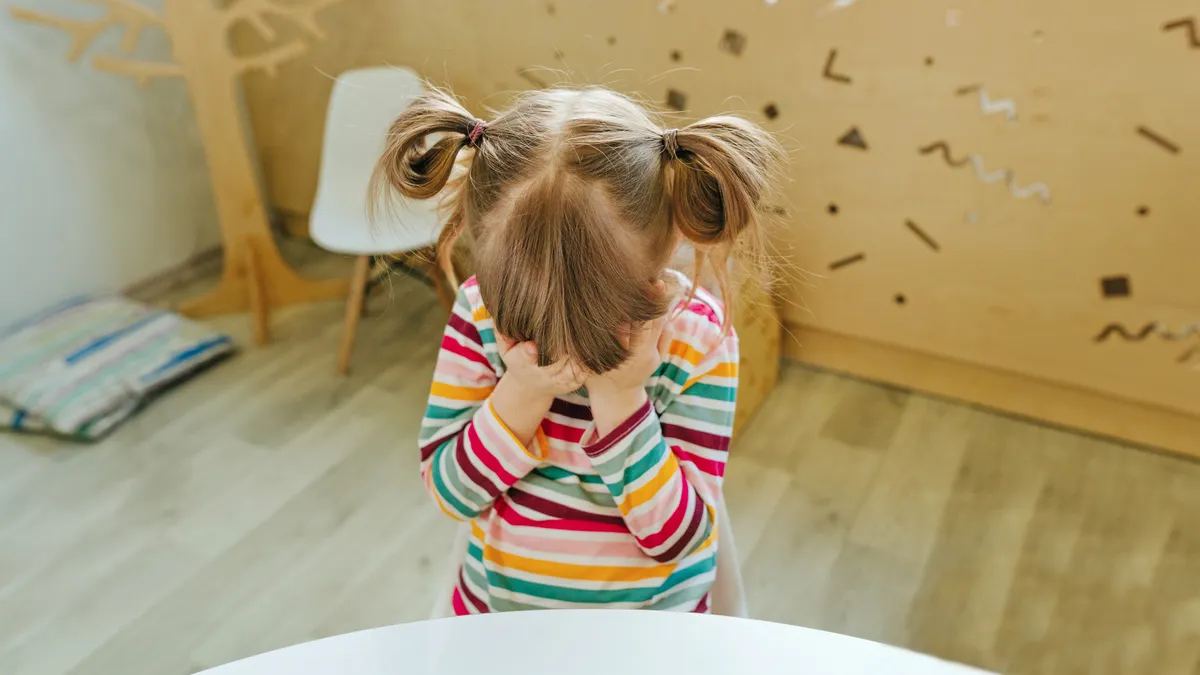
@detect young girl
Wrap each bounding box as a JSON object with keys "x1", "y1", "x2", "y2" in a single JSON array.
[{"x1": 372, "y1": 86, "x2": 779, "y2": 614}]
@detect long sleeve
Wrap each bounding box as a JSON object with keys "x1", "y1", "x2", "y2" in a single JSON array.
[
  {"x1": 582, "y1": 331, "x2": 738, "y2": 564},
  {"x1": 419, "y1": 288, "x2": 543, "y2": 521}
]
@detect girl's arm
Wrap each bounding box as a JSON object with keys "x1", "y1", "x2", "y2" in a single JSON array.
[
  {"x1": 584, "y1": 334, "x2": 737, "y2": 564},
  {"x1": 419, "y1": 290, "x2": 549, "y2": 521}
]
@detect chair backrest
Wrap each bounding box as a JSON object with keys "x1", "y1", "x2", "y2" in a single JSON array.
[{"x1": 311, "y1": 67, "x2": 441, "y2": 255}]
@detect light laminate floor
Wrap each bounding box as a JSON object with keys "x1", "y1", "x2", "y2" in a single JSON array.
[{"x1": 1, "y1": 249, "x2": 1198, "y2": 675}]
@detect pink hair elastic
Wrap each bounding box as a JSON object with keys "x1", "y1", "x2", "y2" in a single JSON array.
[{"x1": 467, "y1": 119, "x2": 487, "y2": 147}]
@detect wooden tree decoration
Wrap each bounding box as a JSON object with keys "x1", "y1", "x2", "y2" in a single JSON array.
[{"x1": 10, "y1": 0, "x2": 350, "y2": 345}]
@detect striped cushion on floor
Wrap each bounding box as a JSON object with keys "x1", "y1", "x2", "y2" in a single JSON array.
[{"x1": 0, "y1": 296, "x2": 235, "y2": 440}]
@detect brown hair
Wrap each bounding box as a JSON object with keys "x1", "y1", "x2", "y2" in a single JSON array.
[{"x1": 371, "y1": 85, "x2": 780, "y2": 374}]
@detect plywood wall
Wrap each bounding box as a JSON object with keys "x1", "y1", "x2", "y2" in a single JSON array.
[{"x1": 240, "y1": 0, "x2": 1200, "y2": 452}]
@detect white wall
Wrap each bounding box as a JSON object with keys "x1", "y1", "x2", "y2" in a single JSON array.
[{"x1": 0, "y1": 0, "x2": 219, "y2": 326}]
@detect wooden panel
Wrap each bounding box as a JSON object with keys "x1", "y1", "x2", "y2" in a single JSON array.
[
  {"x1": 784, "y1": 323, "x2": 1200, "y2": 459},
  {"x1": 239, "y1": 0, "x2": 1200, "y2": 446}
]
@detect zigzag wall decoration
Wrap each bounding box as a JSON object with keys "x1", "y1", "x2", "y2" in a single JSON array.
[
  {"x1": 956, "y1": 85, "x2": 1017, "y2": 121},
  {"x1": 919, "y1": 141, "x2": 1051, "y2": 204},
  {"x1": 1163, "y1": 17, "x2": 1200, "y2": 48}
]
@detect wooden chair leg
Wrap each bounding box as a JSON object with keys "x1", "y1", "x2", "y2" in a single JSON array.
[
  {"x1": 337, "y1": 255, "x2": 371, "y2": 374},
  {"x1": 243, "y1": 241, "x2": 270, "y2": 346}
]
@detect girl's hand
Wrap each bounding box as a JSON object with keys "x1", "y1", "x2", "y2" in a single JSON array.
[
  {"x1": 586, "y1": 310, "x2": 669, "y2": 437},
  {"x1": 586, "y1": 316, "x2": 668, "y2": 400},
  {"x1": 497, "y1": 336, "x2": 588, "y2": 399}
]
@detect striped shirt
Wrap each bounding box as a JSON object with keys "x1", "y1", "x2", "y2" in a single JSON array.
[{"x1": 420, "y1": 272, "x2": 738, "y2": 614}]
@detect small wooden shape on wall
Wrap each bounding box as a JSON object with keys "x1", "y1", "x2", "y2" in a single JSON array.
[
  {"x1": 1095, "y1": 321, "x2": 1199, "y2": 342},
  {"x1": 956, "y1": 84, "x2": 1017, "y2": 122},
  {"x1": 828, "y1": 253, "x2": 865, "y2": 270},
  {"x1": 838, "y1": 127, "x2": 868, "y2": 150},
  {"x1": 1177, "y1": 345, "x2": 1200, "y2": 366},
  {"x1": 1136, "y1": 126, "x2": 1181, "y2": 154},
  {"x1": 518, "y1": 67, "x2": 549, "y2": 89},
  {"x1": 904, "y1": 219, "x2": 940, "y2": 251},
  {"x1": 819, "y1": 0, "x2": 858, "y2": 16},
  {"x1": 1100, "y1": 275, "x2": 1131, "y2": 298},
  {"x1": 1163, "y1": 18, "x2": 1200, "y2": 48},
  {"x1": 1094, "y1": 321, "x2": 1200, "y2": 367},
  {"x1": 11, "y1": 0, "x2": 351, "y2": 347},
  {"x1": 918, "y1": 141, "x2": 1051, "y2": 204},
  {"x1": 822, "y1": 49, "x2": 852, "y2": 84},
  {"x1": 666, "y1": 89, "x2": 687, "y2": 111},
  {"x1": 719, "y1": 29, "x2": 747, "y2": 56}
]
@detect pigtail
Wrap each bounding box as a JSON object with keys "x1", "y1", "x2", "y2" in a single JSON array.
[
  {"x1": 369, "y1": 86, "x2": 486, "y2": 286},
  {"x1": 663, "y1": 116, "x2": 782, "y2": 323}
]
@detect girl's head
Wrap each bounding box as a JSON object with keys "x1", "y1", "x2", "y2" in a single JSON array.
[{"x1": 372, "y1": 86, "x2": 780, "y2": 374}]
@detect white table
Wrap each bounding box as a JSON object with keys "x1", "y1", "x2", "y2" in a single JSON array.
[{"x1": 202, "y1": 611, "x2": 995, "y2": 675}]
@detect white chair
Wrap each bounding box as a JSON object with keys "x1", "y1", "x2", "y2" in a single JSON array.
[
  {"x1": 429, "y1": 495, "x2": 748, "y2": 619},
  {"x1": 311, "y1": 66, "x2": 453, "y2": 374}
]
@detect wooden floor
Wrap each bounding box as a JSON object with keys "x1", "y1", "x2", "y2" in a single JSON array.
[{"x1": 2, "y1": 251, "x2": 1199, "y2": 675}]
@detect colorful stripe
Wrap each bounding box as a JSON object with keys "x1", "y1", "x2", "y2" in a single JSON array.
[{"x1": 419, "y1": 275, "x2": 738, "y2": 613}]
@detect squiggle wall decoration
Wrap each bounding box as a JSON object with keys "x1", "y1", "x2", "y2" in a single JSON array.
[
  {"x1": 1163, "y1": 17, "x2": 1200, "y2": 48},
  {"x1": 956, "y1": 85, "x2": 1017, "y2": 122},
  {"x1": 919, "y1": 141, "x2": 1051, "y2": 204},
  {"x1": 818, "y1": 0, "x2": 858, "y2": 16},
  {"x1": 1094, "y1": 322, "x2": 1200, "y2": 342},
  {"x1": 1094, "y1": 321, "x2": 1200, "y2": 367}
]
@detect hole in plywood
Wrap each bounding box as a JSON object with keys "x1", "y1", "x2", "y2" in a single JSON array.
[
  {"x1": 924, "y1": 56, "x2": 935, "y2": 66},
  {"x1": 719, "y1": 29, "x2": 748, "y2": 56},
  {"x1": 894, "y1": 293, "x2": 907, "y2": 305},
  {"x1": 670, "y1": 49, "x2": 682, "y2": 62},
  {"x1": 1100, "y1": 275, "x2": 1131, "y2": 298},
  {"x1": 1031, "y1": 29, "x2": 1045, "y2": 43},
  {"x1": 547, "y1": 3, "x2": 555, "y2": 15},
  {"x1": 763, "y1": 103, "x2": 780, "y2": 120},
  {"x1": 827, "y1": 203, "x2": 839, "y2": 215},
  {"x1": 1137, "y1": 205, "x2": 1150, "y2": 217},
  {"x1": 666, "y1": 89, "x2": 687, "y2": 111},
  {"x1": 607, "y1": 36, "x2": 617, "y2": 46},
  {"x1": 553, "y1": 48, "x2": 565, "y2": 61}
]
